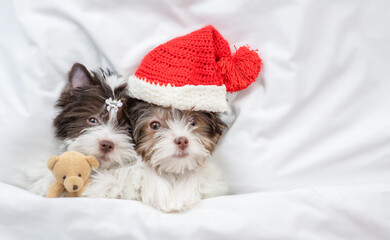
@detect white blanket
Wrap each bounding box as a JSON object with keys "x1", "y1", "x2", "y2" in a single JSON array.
[{"x1": 1, "y1": 0, "x2": 390, "y2": 239}]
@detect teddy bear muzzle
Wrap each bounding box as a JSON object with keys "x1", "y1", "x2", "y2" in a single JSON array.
[{"x1": 63, "y1": 176, "x2": 84, "y2": 193}]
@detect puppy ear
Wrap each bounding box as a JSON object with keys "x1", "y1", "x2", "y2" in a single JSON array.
[
  {"x1": 85, "y1": 156, "x2": 100, "y2": 169},
  {"x1": 211, "y1": 113, "x2": 227, "y2": 135},
  {"x1": 210, "y1": 113, "x2": 227, "y2": 143},
  {"x1": 216, "y1": 113, "x2": 227, "y2": 131},
  {"x1": 47, "y1": 156, "x2": 60, "y2": 170},
  {"x1": 68, "y1": 63, "x2": 94, "y2": 90}
]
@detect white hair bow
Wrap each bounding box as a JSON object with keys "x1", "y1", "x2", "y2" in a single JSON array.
[{"x1": 105, "y1": 98, "x2": 123, "y2": 113}]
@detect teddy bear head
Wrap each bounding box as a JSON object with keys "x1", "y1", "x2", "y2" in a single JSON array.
[{"x1": 48, "y1": 151, "x2": 99, "y2": 193}]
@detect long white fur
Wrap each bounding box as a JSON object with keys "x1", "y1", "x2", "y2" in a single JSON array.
[
  {"x1": 27, "y1": 75, "x2": 138, "y2": 197},
  {"x1": 66, "y1": 125, "x2": 137, "y2": 170},
  {"x1": 27, "y1": 122, "x2": 138, "y2": 196},
  {"x1": 82, "y1": 159, "x2": 143, "y2": 199},
  {"x1": 140, "y1": 159, "x2": 227, "y2": 212},
  {"x1": 88, "y1": 110, "x2": 228, "y2": 212},
  {"x1": 83, "y1": 156, "x2": 227, "y2": 213},
  {"x1": 105, "y1": 75, "x2": 127, "y2": 93},
  {"x1": 141, "y1": 112, "x2": 227, "y2": 212},
  {"x1": 80, "y1": 108, "x2": 227, "y2": 212}
]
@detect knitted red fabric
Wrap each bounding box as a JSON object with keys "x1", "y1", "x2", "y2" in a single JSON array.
[
  {"x1": 134, "y1": 25, "x2": 262, "y2": 93},
  {"x1": 217, "y1": 46, "x2": 262, "y2": 92},
  {"x1": 135, "y1": 26, "x2": 230, "y2": 88}
]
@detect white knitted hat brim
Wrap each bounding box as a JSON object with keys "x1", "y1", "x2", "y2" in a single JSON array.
[{"x1": 128, "y1": 75, "x2": 227, "y2": 112}]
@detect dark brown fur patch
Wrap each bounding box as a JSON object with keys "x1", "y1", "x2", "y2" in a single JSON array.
[{"x1": 54, "y1": 63, "x2": 134, "y2": 140}]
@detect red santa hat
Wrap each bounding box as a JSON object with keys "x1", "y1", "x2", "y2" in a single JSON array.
[{"x1": 128, "y1": 25, "x2": 262, "y2": 112}]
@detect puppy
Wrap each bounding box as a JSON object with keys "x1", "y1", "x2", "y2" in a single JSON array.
[
  {"x1": 130, "y1": 100, "x2": 228, "y2": 212},
  {"x1": 27, "y1": 63, "x2": 138, "y2": 196}
]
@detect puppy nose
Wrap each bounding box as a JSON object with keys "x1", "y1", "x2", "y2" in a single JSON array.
[
  {"x1": 73, "y1": 185, "x2": 78, "y2": 191},
  {"x1": 100, "y1": 140, "x2": 114, "y2": 152},
  {"x1": 175, "y1": 137, "x2": 188, "y2": 150}
]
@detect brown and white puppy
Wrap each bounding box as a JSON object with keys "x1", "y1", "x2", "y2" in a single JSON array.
[
  {"x1": 27, "y1": 63, "x2": 138, "y2": 196},
  {"x1": 130, "y1": 100, "x2": 228, "y2": 212}
]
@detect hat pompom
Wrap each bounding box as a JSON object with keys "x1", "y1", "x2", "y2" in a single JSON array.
[{"x1": 217, "y1": 46, "x2": 262, "y2": 92}]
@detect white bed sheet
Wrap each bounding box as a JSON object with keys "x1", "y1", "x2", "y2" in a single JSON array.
[
  {"x1": 1, "y1": 182, "x2": 389, "y2": 240},
  {"x1": 1, "y1": 0, "x2": 390, "y2": 239}
]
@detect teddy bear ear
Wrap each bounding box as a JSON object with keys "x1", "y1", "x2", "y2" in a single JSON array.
[
  {"x1": 47, "y1": 156, "x2": 60, "y2": 170},
  {"x1": 86, "y1": 156, "x2": 100, "y2": 169}
]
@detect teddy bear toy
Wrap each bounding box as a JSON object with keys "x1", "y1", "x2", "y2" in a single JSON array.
[{"x1": 47, "y1": 151, "x2": 99, "y2": 198}]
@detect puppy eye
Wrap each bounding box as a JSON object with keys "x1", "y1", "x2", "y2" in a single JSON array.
[
  {"x1": 189, "y1": 118, "x2": 196, "y2": 127},
  {"x1": 78, "y1": 174, "x2": 81, "y2": 177},
  {"x1": 63, "y1": 176, "x2": 66, "y2": 180},
  {"x1": 150, "y1": 121, "x2": 160, "y2": 130},
  {"x1": 125, "y1": 127, "x2": 132, "y2": 134},
  {"x1": 87, "y1": 117, "x2": 99, "y2": 125}
]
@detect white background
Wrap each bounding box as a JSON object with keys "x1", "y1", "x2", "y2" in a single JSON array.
[{"x1": 0, "y1": 0, "x2": 389, "y2": 239}]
